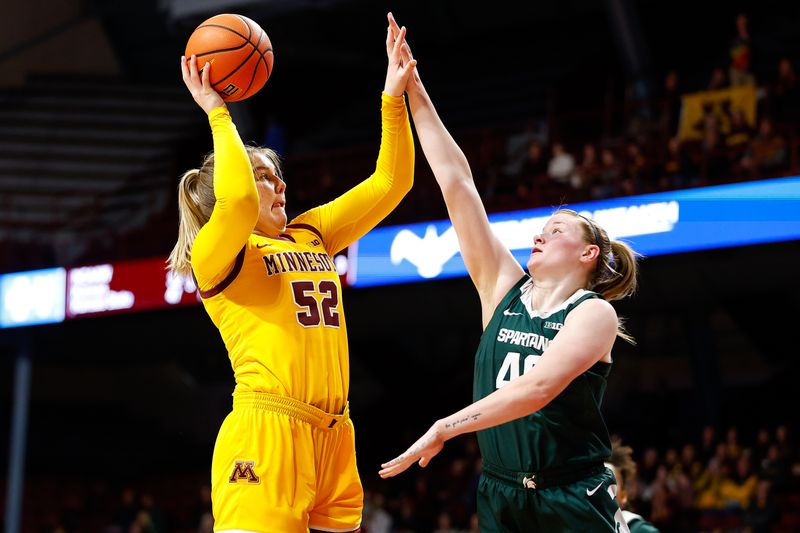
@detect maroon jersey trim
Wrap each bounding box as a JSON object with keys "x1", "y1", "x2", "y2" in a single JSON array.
[
  {"x1": 196, "y1": 246, "x2": 246, "y2": 299},
  {"x1": 286, "y1": 223, "x2": 324, "y2": 244}
]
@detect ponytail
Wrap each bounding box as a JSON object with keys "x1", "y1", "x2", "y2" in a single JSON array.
[
  {"x1": 593, "y1": 240, "x2": 639, "y2": 302},
  {"x1": 555, "y1": 209, "x2": 641, "y2": 344},
  {"x1": 167, "y1": 158, "x2": 216, "y2": 276}
]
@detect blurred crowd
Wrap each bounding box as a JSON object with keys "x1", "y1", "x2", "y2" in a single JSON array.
[
  {"x1": 284, "y1": 14, "x2": 799, "y2": 219},
  {"x1": 14, "y1": 423, "x2": 797, "y2": 533}
]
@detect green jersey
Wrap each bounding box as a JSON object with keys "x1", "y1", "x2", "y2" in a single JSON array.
[{"x1": 474, "y1": 275, "x2": 613, "y2": 473}]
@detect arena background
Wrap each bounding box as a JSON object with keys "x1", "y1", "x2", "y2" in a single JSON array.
[{"x1": 1, "y1": 1, "x2": 799, "y2": 532}]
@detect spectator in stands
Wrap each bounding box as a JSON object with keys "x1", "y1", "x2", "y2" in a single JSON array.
[
  {"x1": 571, "y1": 143, "x2": 600, "y2": 193},
  {"x1": 606, "y1": 437, "x2": 661, "y2": 532},
  {"x1": 546, "y1": 141, "x2": 576, "y2": 187},
  {"x1": 743, "y1": 480, "x2": 779, "y2": 533},
  {"x1": 695, "y1": 455, "x2": 729, "y2": 529},
  {"x1": 770, "y1": 58, "x2": 800, "y2": 128},
  {"x1": 759, "y1": 443, "x2": 790, "y2": 491},
  {"x1": 742, "y1": 117, "x2": 787, "y2": 177},
  {"x1": 503, "y1": 120, "x2": 548, "y2": 177},
  {"x1": 729, "y1": 13, "x2": 755, "y2": 87},
  {"x1": 591, "y1": 147, "x2": 621, "y2": 199},
  {"x1": 622, "y1": 141, "x2": 647, "y2": 195},
  {"x1": 775, "y1": 424, "x2": 793, "y2": 462},
  {"x1": 111, "y1": 487, "x2": 139, "y2": 532},
  {"x1": 433, "y1": 511, "x2": 463, "y2": 533},
  {"x1": 726, "y1": 426, "x2": 743, "y2": 461},
  {"x1": 662, "y1": 136, "x2": 702, "y2": 190},
  {"x1": 727, "y1": 108, "x2": 754, "y2": 149},
  {"x1": 381, "y1": 18, "x2": 639, "y2": 531},
  {"x1": 169, "y1": 21, "x2": 416, "y2": 532},
  {"x1": 720, "y1": 453, "x2": 758, "y2": 510},
  {"x1": 657, "y1": 70, "x2": 682, "y2": 141},
  {"x1": 700, "y1": 117, "x2": 730, "y2": 182},
  {"x1": 519, "y1": 141, "x2": 548, "y2": 179},
  {"x1": 518, "y1": 140, "x2": 549, "y2": 202},
  {"x1": 727, "y1": 108, "x2": 755, "y2": 178},
  {"x1": 681, "y1": 443, "x2": 704, "y2": 484},
  {"x1": 699, "y1": 425, "x2": 718, "y2": 465},
  {"x1": 139, "y1": 493, "x2": 165, "y2": 533},
  {"x1": 708, "y1": 67, "x2": 729, "y2": 91},
  {"x1": 648, "y1": 465, "x2": 677, "y2": 530},
  {"x1": 363, "y1": 490, "x2": 392, "y2": 533},
  {"x1": 753, "y1": 427, "x2": 772, "y2": 467}
]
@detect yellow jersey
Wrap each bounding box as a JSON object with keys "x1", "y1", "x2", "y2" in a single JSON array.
[{"x1": 191, "y1": 93, "x2": 413, "y2": 414}]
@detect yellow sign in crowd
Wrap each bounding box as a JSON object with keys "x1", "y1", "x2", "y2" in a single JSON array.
[{"x1": 678, "y1": 85, "x2": 757, "y2": 141}]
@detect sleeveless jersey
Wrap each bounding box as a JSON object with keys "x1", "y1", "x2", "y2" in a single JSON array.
[{"x1": 474, "y1": 275, "x2": 613, "y2": 472}]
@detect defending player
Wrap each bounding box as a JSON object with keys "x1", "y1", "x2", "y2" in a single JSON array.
[
  {"x1": 168, "y1": 22, "x2": 416, "y2": 533},
  {"x1": 379, "y1": 14, "x2": 638, "y2": 532}
]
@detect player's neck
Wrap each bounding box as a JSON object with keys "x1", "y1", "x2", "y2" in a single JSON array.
[{"x1": 529, "y1": 275, "x2": 585, "y2": 312}]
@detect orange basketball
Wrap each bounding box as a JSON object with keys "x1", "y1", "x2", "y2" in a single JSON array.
[{"x1": 185, "y1": 14, "x2": 273, "y2": 102}]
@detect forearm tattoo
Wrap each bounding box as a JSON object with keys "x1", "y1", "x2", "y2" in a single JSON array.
[{"x1": 444, "y1": 412, "x2": 481, "y2": 429}]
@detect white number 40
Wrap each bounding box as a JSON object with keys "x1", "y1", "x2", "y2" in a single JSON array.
[{"x1": 495, "y1": 352, "x2": 541, "y2": 389}]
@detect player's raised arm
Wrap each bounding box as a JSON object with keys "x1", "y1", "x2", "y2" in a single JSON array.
[
  {"x1": 301, "y1": 21, "x2": 417, "y2": 256},
  {"x1": 389, "y1": 14, "x2": 524, "y2": 326},
  {"x1": 169, "y1": 55, "x2": 259, "y2": 286}
]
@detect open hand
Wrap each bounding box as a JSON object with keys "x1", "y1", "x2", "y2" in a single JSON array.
[
  {"x1": 181, "y1": 54, "x2": 225, "y2": 115},
  {"x1": 383, "y1": 13, "x2": 417, "y2": 97},
  {"x1": 379, "y1": 422, "x2": 445, "y2": 478}
]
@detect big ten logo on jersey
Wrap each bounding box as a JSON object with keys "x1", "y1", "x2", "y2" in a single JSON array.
[
  {"x1": 495, "y1": 351, "x2": 540, "y2": 389},
  {"x1": 307, "y1": 238, "x2": 321, "y2": 247},
  {"x1": 229, "y1": 460, "x2": 260, "y2": 484},
  {"x1": 544, "y1": 321, "x2": 563, "y2": 330}
]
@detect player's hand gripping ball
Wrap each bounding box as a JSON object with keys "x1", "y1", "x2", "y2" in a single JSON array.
[{"x1": 185, "y1": 14, "x2": 273, "y2": 102}]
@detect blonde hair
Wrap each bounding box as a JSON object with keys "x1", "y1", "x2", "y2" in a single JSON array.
[
  {"x1": 554, "y1": 208, "x2": 640, "y2": 343},
  {"x1": 167, "y1": 146, "x2": 283, "y2": 276}
]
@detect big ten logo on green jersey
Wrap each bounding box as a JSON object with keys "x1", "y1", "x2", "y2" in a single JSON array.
[{"x1": 495, "y1": 351, "x2": 541, "y2": 389}]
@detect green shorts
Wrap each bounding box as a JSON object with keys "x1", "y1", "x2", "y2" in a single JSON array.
[{"x1": 477, "y1": 462, "x2": 628, "y2": 532}]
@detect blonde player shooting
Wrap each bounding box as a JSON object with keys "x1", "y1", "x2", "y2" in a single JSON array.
[{"x1": 168, "y1": 21, "x2": 416, "y2": 533}]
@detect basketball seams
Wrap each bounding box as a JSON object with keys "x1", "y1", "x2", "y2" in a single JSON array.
[
  {"x1": 235, "y1": 15, "x2": 273, "y2": 78},
  {"x1": 189, "y1": 15, "x2": 274, "y2": 102}
]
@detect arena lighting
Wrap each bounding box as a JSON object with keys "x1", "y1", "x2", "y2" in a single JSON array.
[
  {"x1": 346, "y1": 176, "x2": 800, "y2": 287},
  {"x1": 0, "y1": 176, "x2": 798, "y2": 328}
]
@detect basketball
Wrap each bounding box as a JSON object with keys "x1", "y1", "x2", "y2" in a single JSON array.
[{"x1": 185, "y1": 14, "x2": 273, "y2": 102}]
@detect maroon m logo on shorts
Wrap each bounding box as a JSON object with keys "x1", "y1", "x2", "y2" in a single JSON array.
[{"x1": 229, "y1": 460, "x2": 260, "y2": 484}]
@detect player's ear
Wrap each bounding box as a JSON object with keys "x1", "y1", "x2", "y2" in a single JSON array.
[{"x1": 581, "y1": 244, "x2": 600, "y2": 263}]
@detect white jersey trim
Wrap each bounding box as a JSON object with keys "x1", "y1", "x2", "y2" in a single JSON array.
[
  {"x1": 519, "y1": 280, "x2": 592, "y2": 319},
  {"x1": 621, "y1": 509, "x2": 644, "y2": 524}
]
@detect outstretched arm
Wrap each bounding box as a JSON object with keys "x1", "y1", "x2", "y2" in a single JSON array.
[
  {"x1": 379, "y1": 298, "x2": 618, "y2": 477},
  {"x1": 390, "y1": 14, "x2": 524, "y2": 326},
  {"x1": 300, "y1": 22, "x2": 417, "y2": 255},
  {"x1": 182, "y1": 55, "x2": 259, "y2": 287}
]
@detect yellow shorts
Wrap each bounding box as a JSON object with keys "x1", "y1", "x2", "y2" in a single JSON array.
[{"x1": 211, "y1": 392, "x2": 363, "y2": 533}]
